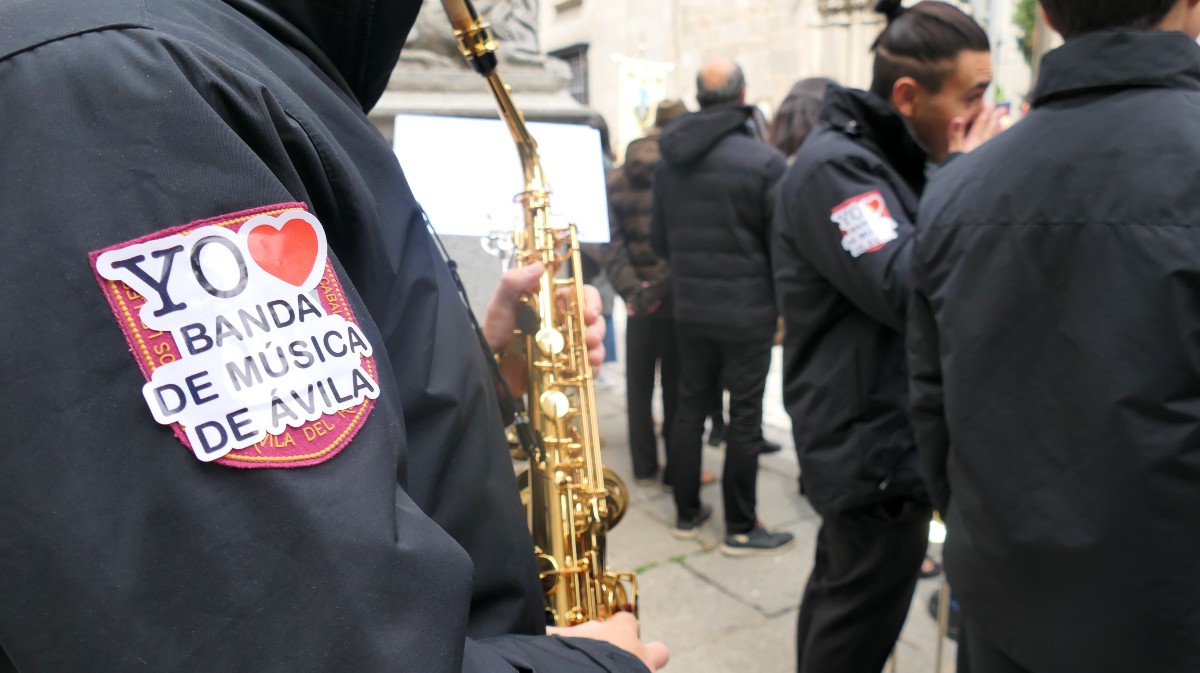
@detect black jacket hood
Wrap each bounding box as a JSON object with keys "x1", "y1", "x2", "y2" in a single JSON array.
[
  {"x1": 224, "y1": 0, "x2": 424, "y2": 112},
  {"x1": 1033, "y1": 29, "x2": 1200, "y2": 107},
  {"x1": 819, "y1": 86, "x2": 927, "y2": 195},
  {"x1": 660, "y1": 104, "x2": 756, "y2": 166}
]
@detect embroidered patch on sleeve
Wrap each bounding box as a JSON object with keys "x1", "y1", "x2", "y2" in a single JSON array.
[
  {"x1": 89, "y1": 203, "x2": 380, "y2": 468},
  {"x1": 830, "y1": 190, "x2": 899, "y2": 258}
]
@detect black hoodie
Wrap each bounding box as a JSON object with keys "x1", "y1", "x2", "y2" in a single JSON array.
[
  {"x1": 0, "y1": 1, "x2": 645, "y2": 672},
  {"x1": 650, "y1": 105, "x2": 785, "y2": 342}
]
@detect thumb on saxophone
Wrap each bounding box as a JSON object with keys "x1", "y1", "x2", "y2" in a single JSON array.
[{"x1": 484, "y1": 262, "x2": 544, "y2": 352}]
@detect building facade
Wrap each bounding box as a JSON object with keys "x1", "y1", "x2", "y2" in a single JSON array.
[{"x1": 540, "y1": 0, "x2": 1032, "y2": 158}]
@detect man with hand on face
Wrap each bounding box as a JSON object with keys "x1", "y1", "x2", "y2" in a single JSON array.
[
  {"x1": 910, "y1": 0, "x2": 1200, "y2": 671},
  {"x1": 771, "y1": 2, "x2": 1006, "y2": 672}
]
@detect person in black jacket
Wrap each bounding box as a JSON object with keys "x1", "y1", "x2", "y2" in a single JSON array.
[
  {"x1": 772, "y1": 2, "x2": 1005, "y2": 671},
  {"x1": 909, "y1": 1, "x2": 1200, "y2": 671},
  {"x1": 650, "y1": 57, "x2": 792, "y2": 555},
  {"x1": 0, "y1": 1, "x2": 666, "y2": 672}
]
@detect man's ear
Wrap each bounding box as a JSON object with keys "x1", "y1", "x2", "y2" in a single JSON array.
[
  {"x1": 1184, "y1": 0, "x2": 1200, "y2": 39},
  {"x1": 891, "y1": 77, "x2": 920, "y2": 119},
  {"x1": 738, "y1": 88, "x2": 747, "y2": 106}
]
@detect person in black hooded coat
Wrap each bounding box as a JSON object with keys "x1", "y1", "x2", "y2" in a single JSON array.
[
  {"x1": 0, "y1": 0, "x2": 664, "y2": 671},
  {"x1": 910, "y1": 0, "x2": 1200, "y2": 670},
  {"x1": 650, "y1": 57, "x2": 792, "y2": 554}
]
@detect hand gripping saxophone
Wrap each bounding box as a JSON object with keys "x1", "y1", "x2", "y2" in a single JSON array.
[{"x1": 440, "y1": 0, "x2": 638, "y2": 626}]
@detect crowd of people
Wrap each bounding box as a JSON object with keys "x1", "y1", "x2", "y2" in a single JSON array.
[
  {"x1": 2, "y1": 0, "x2": 1200, "y2": 672},
  {"x1": 606, "y1": 0, "x2": 1200, "y2": 671}
]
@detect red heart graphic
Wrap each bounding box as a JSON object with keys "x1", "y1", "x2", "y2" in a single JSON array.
[{"x1": 247, "y1": 218, "x2": 320, "y2": 286}]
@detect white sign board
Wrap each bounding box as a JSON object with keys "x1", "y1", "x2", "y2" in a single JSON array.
[{"x1": 393, "y1": 114, "x2": 611, "y2": 243}]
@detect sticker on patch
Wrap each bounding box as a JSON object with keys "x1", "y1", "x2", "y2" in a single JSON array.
[
  {"x1": 90, "y1": 203, "x2": 380, "y2": 467},
  {"x1": 831, "y1": 190, "x2": 899, "y2": 258}
]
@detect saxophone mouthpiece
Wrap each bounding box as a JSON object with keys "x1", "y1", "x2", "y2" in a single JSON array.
[{"x1": 441, "y1": 0, "x2": 499, "y2": 76}]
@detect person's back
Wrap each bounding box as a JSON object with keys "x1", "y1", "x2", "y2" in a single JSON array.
[
  {"x1": 649, "y1": 57, "x2": 791, "y2": 556},
  {"x1": 653, "y1": 103, "x2": 783, "y2": 343},
  {"x1": 910, "y1": 2, "x2": 1200, "y2": 670},
  {"x1": 607, "y1": 134, "x2": 668, "y2": 303}
]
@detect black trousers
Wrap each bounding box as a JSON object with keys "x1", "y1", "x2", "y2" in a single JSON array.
[
  {"x1": 669, "y1": 335, "x2": 772, "y2": 533},
  {"x1": 625, "y1": 315, "x2": 680, "y2": 481},
  {"x1": 796, "y1": 498, "x2": 932, "y2": 673}
]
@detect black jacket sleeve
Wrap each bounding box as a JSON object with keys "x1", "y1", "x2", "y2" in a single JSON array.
[
  {"x1": 777, "y1": 157, "x2": 915, "y2": 331},
  {"x1": 468, "y1": 636, "x2": 648, "y2": 673},
  {"x1": 0, "y1": 25, "x2": 644, "y2": 673},
  {"x1": 754, "y1": 153, "x2": 788, "y2": 283},
  {"x1": 649, "y1": 165, "x2": 670, "y2": 260},
  {"x1": 907, "y1": 243, "x2": 951, "y2": 513}
]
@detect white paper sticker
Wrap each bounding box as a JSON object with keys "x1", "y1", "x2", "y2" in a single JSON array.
[
  {"x1": 831, "y1": 190, "x2": 899, "y2": 258},
  {"x1": 95, "y1": 211, "x2": 380, "y2": 462}
]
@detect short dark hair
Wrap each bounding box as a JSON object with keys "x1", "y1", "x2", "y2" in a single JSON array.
[
  {"x1": 768, "y1": 77, "x2": 836, "y2": 158},
  {"x1": 869, "y1": 0, "x2": 990, "y2": 101},
  {"x1": 696, "y1": 64, "x2": 746, "y2": 108},
  {"x1": 1039, "y1": 0, "x2": 1177, "y2": 38}
]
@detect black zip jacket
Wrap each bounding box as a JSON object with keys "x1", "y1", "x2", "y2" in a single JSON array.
[
  {"x1": 0, "y1": 1, "x2": 645, "y2": 672},
  {"x1": 910, "y1": 30, "x2": 1200, "y2": 672},
  {"x1": 771, "y1": 87, "x2": 929, "y2": 515},
  {"x1": 650, "y1": 105, "x2": 785, "y2": 342}
]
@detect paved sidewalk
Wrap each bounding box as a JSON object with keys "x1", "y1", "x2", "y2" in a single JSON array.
[{"x1": 565, "y1": 311, "x2": 956, "y2": 673}]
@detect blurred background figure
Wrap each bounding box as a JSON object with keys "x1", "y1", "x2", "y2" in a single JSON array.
[
  {"x1": 768, "y1": 77, "x2": 837, "y2": 161},
  {"x1": 606, "y1": 99, "x2": 719, "y2": 487}
]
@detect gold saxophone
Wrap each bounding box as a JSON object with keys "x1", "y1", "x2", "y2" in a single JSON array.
[{"x1": 440, "y1": 0, "x2": 638, "y2": 626}]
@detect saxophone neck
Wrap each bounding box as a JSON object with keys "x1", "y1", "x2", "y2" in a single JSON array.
[
  {"x1": 484, "y1": 73, "x2": 548, "y2": 194},
  {"x1": 442, "y1": 0, "x2": 547, "y2": 196}
]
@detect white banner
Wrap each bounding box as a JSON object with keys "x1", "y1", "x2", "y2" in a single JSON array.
[{"x1": 393, "y1": 114, "x2": 611, "y2": 243}]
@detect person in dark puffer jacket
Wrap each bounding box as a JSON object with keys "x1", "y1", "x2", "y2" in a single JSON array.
[{"x1": 650, "y1": 57, "x2": 792, "y2": 556}]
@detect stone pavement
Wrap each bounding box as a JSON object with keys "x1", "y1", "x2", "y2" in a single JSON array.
[{"x1": 573, "y1": 313, "x2": 957, "y2": 673}]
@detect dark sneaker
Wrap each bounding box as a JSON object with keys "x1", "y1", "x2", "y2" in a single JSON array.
[
  {"x1": 672, "y1": 504, "x2": 713, "y2": 539},
  {"x1": 759, "y1": 440, "x2": 783, "y2": 455},
  {"x1": 720, "y1": 522, "x2": 795, "y2": 556}
]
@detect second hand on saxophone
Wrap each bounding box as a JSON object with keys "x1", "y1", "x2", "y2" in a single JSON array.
[{"x1": 440, "y1": 0, "x2": 638, "y2": 627}]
